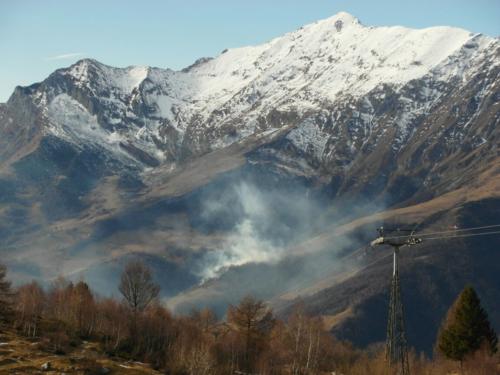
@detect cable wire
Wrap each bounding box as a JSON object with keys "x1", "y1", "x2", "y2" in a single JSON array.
[
  {"x1": 422, "y1": 230, "x2": 500, "y2": 241},
  {"x1": 384, "y1": 223, "x2": 500, "y2": 240}
]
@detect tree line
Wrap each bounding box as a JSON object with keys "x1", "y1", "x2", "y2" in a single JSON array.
[{"x1": 0, "y1": 261, "x2": 497, "y2": 374}]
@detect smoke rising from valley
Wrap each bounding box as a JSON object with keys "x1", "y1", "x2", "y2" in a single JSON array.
[
  {"x1": 163, "y1": 175, "x2": 386, "y2": 314},
  {"x1": 196, "y1": 183, "x2": 285, "y2": 281}
]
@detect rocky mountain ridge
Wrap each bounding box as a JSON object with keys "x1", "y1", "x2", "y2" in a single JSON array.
[{"x1": 2, "y1": 12, "x2": 497, "y2": 177}]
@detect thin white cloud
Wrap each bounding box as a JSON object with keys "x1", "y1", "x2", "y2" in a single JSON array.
[{"x1": 45, "y1": 52, "x2": 85, "y2": 61}]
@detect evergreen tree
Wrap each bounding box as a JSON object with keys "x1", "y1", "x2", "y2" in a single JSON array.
[
  {"x1": 437, "y1": 286, "x2": 498, "y2": 362},
  {"x1": 0, "y1": 263, "x2": 13, "y2": 325}
]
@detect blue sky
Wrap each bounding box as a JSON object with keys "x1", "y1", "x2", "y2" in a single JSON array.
[{"x1": 1, "y1": 0, "x2": 499, "y2": 102}]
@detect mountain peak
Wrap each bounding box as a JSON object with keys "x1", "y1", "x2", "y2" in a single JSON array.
[
  {"x1": 317, "y1": 11, "x2": 361, "y2": 30},
  {"x1": 63, "y1": 59, "x2": 149, "y2": 93},
  {"x1": 71, "y1": 58, "x2": 105, "y2": 70},
  {"x1": 331, "y1": 11, "x2": 360, "y2": 24},
  {"x1": 64, "y1": 58, "x2": 104, "y2": 82}
]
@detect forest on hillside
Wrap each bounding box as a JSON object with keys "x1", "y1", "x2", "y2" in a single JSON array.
[{"x1": 0, "y1": 261, "x2": 498, "y2": 375}]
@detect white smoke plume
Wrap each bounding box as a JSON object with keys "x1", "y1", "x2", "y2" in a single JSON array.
[{"x1": 197, "y1": 183, "x2": 286, "y2": 281}]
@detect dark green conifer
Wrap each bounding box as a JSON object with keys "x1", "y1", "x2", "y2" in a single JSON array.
[
  {"x1": 0, "y1": 263, "x2": 13, "y2": 325},
  {"x1": 437, "y1": 286, "x2": 498, "y2": 362}
]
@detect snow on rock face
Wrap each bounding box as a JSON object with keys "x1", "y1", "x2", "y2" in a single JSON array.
[
  {"x1": 65, "y1": 59, "x2": 149, "y2": 93},
  {"x1": 47, "y1": 93, "x2": 140, "y2": 163},
  {"x1": 23, "y1": 12, "x2": 499, "y2": 169},
  {"x1": 286, "y1": 118, "x2": 330, "y2": 160}
]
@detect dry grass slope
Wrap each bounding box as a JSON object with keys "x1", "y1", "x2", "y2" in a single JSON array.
[{"x1": 0, "y1": 330, "x2": 161, "y2": 375}]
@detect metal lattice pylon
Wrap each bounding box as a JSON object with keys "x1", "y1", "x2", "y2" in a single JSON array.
[{"x1": 385, "y1": 247, "x2": 410, "y2": 375}]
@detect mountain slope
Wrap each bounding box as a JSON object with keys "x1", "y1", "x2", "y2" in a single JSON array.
[{"x1": 0, "y1": 12, "x2": 499, "y2": 353}]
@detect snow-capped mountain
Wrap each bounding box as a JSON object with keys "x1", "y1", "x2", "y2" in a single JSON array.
[
  {"x1": 1, "y1": 12, "x2": 499, "y2": 353},
  {"x1": 2, "y1": 12, "x2": 497, "y2": 175}
]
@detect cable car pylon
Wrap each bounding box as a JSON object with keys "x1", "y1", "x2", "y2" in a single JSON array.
[{"x1": 370, "y1": 227, "x2": 422, "y2": 375}]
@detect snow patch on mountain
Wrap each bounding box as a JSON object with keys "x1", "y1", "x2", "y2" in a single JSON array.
[
  {"x1": 287, "y1": 118, "x2": 330, "y2": 159},
  {"x1": 65, "y1": 59, "x2": 149, "y2": 93},
  {"x1": 48, "y1": 94, "x2": 106, "y2": 143},
  {"x1": 47, "y1": 94, "x2": 148, "y2": 165}
]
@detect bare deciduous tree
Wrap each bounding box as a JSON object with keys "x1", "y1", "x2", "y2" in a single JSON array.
[
  {"x1": 227, "y1": 295, "x2": 275, "y2": 372},
  {"x1": 96, "y1": 298, "x2": 129, "y2": 352},
  {"x1": 15, "y1": 281, "x2": 45, "y2": 337},
  {"x1": 191, "y1": 307, "x2": 217, "y2": 333},
  {"x1": 70, "y1": 281, "x2": 96, "y2": 337},
  {"x1": 287, "y1": 305, "x2": 323, "y2": 374},
  {"x1": 119, "y1": 260, "x2": 160, "y2": 313}
]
